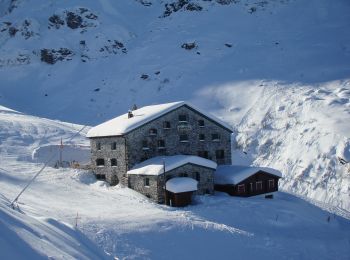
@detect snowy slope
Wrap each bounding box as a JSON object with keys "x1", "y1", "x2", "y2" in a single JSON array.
[
  {"x1": 0, "y1": 194, "x2": 109, "y2": 259},
  {"x1": 0, "y1": 106, "x2": 349, "y2": 259},
  {"x1": 0, "y1": 0, "x2": 349, "y2": 211}
]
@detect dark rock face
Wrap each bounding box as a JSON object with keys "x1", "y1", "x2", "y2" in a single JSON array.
[
  {"x1": 100, "y1": 40, "x2": 127, "y2": 54},
  {"x1": 8, "y1": 26, "x2": 18, "y2": 36},
  {"x1": 162, "y1": 0, "x2": 202, "y2": 17},
  {"x1": 216, "y1": 0, "x2": 238, "y2": 5},
  {"x1": 66, "y1": 12, "x2": 83, "y2": 29},
  {"x1": 136, "y1": 0, "x2": 152, "y2": 6},
  {"x1": 140, "y1": 74, "x2": 149, "y2": 80},
  {"x1": 181, "y1": 42, "x2": 197, "y2": 50},
  {"x1": 48, "y1": 15, "x2": 65, "y2": 29},
  {"x1": 48, "y1": 8, "x2": 98, "y2": 30},
  {"x1": 40, "y1": 48, "x2": 74, "y2": 64},
  {"x1": 1, "y1": 19, "x2": 37, "y2": 39}
]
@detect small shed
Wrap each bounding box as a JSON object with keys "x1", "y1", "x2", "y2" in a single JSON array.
[
  {"x1": 165, "y1": 177, "x2": 198, "y2": 207},
  {"x1": 214, "y1": 165, "x2": 282, "y2": 197}
]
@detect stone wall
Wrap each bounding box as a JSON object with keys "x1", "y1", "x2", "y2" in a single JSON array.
[
  {"x1": 128, "y1": 163, "x2": 215, "y2": 203},
  {"x1": 89, "y1": 104, "x2": 232, "y2": 187},
  {"x1": 125, "y1": 105, "x2": 232, "y2": 168},
  {"x1": 89, "y1": 136, "x2": 128, "y2": 185}
]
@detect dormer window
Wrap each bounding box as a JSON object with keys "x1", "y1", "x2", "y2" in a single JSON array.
[
  {"x1": 163, "y1": 121, "x2": 171, "y2": 129},
  {"x1": 111, "y1": 142, "x2": 117, "y2": 150},
  {"x1": 198, "y1": 119, "x2": 205, "y2": 127},
  {"x1": 211, "y1": 133, "x2": 220, "y2": 141},
  {"x1": 178, "y1": 114, "x2": 188, "y2": 122},
  {"x1": 149, "y1": 128, "x2": 157, "y2": 136}
]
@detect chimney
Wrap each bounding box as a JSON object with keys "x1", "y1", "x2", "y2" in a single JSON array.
[
  {"x1": 132, "y1": 104, "x2": 138, "y2": 111},
  {"x1": 128, "y1": 110, "x2": 133, "y2": 119}
]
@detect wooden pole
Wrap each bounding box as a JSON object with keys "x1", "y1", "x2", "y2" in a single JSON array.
[
  {"x1": 59, "y1": 138, "x2": 63, "y2": 168},
  {"x1": 163, "y1": 159, "x2": 167, "y2": 205}
]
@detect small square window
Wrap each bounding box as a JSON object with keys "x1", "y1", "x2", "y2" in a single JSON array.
[
  {"x1": 198, "y1": 119, "x2": 205, "y2": 127},
  {"x1": 211, "y1": 133, "x2": 220, "y2": 141},
  {"x1": 158, "y1": 140, "x2": 165, "y2": 149},
  {"x1": 179, "y1": 134, "x2": 189, "y2": 142},
  {"x1": 111, "y1": 142, "x2": 117, "y2": 150},
  {"x1": 237, "y1": 184, "x2": 245, "y2": 194},
  {"x1": 96, "y1": 158, "x2": 105, "y2": 166},
  {"x1": 163, "y1": 121, "x2": 171, "y2": 129},
  {"x1": 199, "y1": 134, "x2": 205, "y2": 141},
  {"x1": 198, "y1": 151, "x2": 209, "y2": 159},
  {"x1": 215, "y1": 150, "x2": 225, "y2": 159},
  {"x1": 142, "y1": 140, "x2": 149, "y2": 150},
  {"x1": 110, "y1": 158, "x2": 117, "y2": 166},
  {"x1": 144, "y1": 178, "x2": 150, "y2": 187},
  {"x1": 178, "y1": 114, "x2": 188, "y2": 122},
  {"x1": 149, "y1": 128, "x2": 157, "y2": 136},
  {"x1": 256, "y1": 181, "x2": 263, "y2": 191}
]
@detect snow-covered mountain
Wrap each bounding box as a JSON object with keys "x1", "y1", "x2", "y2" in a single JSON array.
[
  {"x1": 0, "y1": 105, "x2": 349, "y2": 259},
  {"x1": 0, "y1": 0, "x2": 349, "y2": 212}
]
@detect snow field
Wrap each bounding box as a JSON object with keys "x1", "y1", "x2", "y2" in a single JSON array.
[{"x1": 0, "y1": 106, "x2": 349, "y2": 259}]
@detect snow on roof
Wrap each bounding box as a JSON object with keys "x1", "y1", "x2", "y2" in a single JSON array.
[
  {"x1": 166, "y1": 177, "x2": 198, "y2": 193},
  {"x1": 86, "y1": 101, "x2": 232, "y2": 137},
  {"x1": 127, "y1": 155, "x2": 217, "y2": 176},
  {"x1": 214, "y1": 165, "x2": 282, "y2": 185}
]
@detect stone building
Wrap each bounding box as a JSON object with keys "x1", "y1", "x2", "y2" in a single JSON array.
[{"x1": 87, "y1": 101, "x2": 233, "y2": 205}]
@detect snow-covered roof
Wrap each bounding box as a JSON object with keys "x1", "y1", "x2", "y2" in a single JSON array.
[
  {"x1": 166, "y1": 177, "x2": 198, "y2": 193},
  {"x1": 214, "y1": 165, "x2": 282, "y2": 185},
  {"x1": 127, "y1": 155, "x2": 217, "y2": 176},
  {"x1": 86, "y1": 101, "x2": 232, "y2": 138}
]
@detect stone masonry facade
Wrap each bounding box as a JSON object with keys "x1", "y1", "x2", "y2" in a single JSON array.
[
  {"x1": 89, "y1": 104, "x2": 232, "y2": 200},
  {"x1": 128, "y1": 163, "x2": 215, "y2": 203},
  {"x1": 125, "y1": 105, "x2": 232, "y2": 168}
]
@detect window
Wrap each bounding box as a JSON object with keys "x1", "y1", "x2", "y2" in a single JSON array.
[
  {"x1": 256, "y1": 181, "x2": 263, "y2": 191},
  {"x1": 178, "y1": 114, "x2": 188, "y2": 122},
  {"x1": 157, "y1": 140, "x2": 165, "y2": 149},
  {"x1": 97, "y1": 142, "x2": 101, "y2": 150},
  {"x1": 149, "y1": 128, "x2": 157, "y2": 136},
  {"x1": 268, "y1": 179, "x2": 275, "y2": 189},
  {"x1": 199, "y1": 134, "x2": 205, "y2": 141},
  {"x1": 198, "y1": 119, "x2": 205, "y2": 127},
  {"x1": 250, "y1": 182, "x2": 254, "y2": 192},
  {"x1": 96, "y1": 174, "x2": 106, "y2": 180},
  {"x1": 163, "y1": 121, "x2": 171, "y2": 129},
  {"x1": 111, "y1": 142, "x2": 117, "y2": 150},
  {"x1": 237, "y1": 184, "x2": 245, "y2": 194},
  {"x1": 198, "y1": 150, "x2": 209, "y2": 159},
  {"x1": 142, "y1": 140, "x2": 149, "y2": 150},
  {"x1": 195, "y1": 172, "x2": 200, "y2": 181},
  {"x1": 211, "y1": 133, "x2": 220, "y2": 141},
  {"x1": 96, "y1": 158, "x2": 105, "y2": 166},
  {"x1": 110, "y1": 158, "x2": 117, "y2": 167},
  {"x1": 179, "y1": 134, "x2": 189, "y2": 142},
  {"x1": 144, "y1": 177, "x2": 150, "y2": 187},
  {"x1": 215, "y1": 150, "x2": 225, "y2": 159}
]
